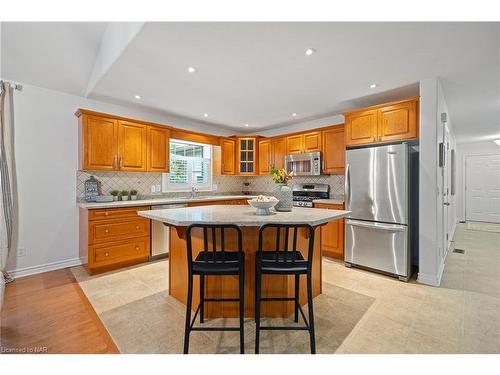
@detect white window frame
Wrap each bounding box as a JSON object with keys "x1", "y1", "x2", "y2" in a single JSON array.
[{"x1": 162, "y1": 139, "x2": 213, "y2": 192}]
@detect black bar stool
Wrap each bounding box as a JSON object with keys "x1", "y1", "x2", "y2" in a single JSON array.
[
  {"x1": 183, "y1": 223, "x2": 245, "y2": 354},
  {"x1": 254, "y1": 223, "x2": 316, "y2": 354}
]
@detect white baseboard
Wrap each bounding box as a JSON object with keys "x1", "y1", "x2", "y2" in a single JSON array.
[
  {"x1": 7, "y1": 258, "x2": 83, "y2": 278},
  {"x1": 417, "y1": 258, "x2": 445, "y2": 286}
]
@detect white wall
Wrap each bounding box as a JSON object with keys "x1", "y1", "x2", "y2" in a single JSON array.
[
  {"x1": 418, "y1": 78, "x2": 458, "y2": 286},
  {"x1": 257, "y1": 114, "x2": 344, "y2": 137},
  {"x1": 456, "y1": 141, "x2": 500, "y2": 222},
  {"x1": 6, "y1": 83, "x2": 233, "y2": 276}
]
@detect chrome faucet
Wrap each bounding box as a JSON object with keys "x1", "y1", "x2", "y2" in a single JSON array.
[{"x1": 190, "y1": 186, "x2": 199, "y2": 198}]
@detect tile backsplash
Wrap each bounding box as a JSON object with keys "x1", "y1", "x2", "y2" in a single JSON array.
[{"x1": 77, "y1": 171, "x2": 344, "y2": 201}]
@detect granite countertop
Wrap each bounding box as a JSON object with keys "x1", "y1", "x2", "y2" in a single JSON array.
[
  {"x1": 78, "y1": 195, "x2": 256, "y2": 209},
  {"x1": 312, "y1": 198, "x2": 344, "y2": 205},
  {"x1": 138, "y1": 205, "x2": 351, "y2": 227}
]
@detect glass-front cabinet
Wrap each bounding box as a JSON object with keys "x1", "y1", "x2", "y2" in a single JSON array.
[{"x1": 237, "y1": 137, "x2": 257, "y2": 175}]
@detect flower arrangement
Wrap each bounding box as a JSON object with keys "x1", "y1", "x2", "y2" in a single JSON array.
[{"x1": 270, "y1": 166, "x2": 293, "y2": 184}]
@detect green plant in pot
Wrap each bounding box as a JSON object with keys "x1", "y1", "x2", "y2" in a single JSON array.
[
  {"x1": 110, "y1": 190, "x2": 119, "y2": 201},
  {"x1": 130, "y1": 189, "x2": 138, "y2": 200},
  {"x1": 270, "y1": 166, "x2": 294, "y2": 212},
  {"x1": 120, "y1": 190, "x2": 130, "y2": 201}
]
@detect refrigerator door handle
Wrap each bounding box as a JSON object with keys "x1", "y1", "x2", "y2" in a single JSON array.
[
  {"x1": 346, "y1": 219, "x2": 406, "y2": 232},
  {"x1": 345, "y1": 163, "x2": 351, "y2": 210}
]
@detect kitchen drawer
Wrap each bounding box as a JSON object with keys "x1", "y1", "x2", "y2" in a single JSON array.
[
  {"x1": 89, "y1": 218, "x2": 150, "y2": 244},
  {"x1": 88, "y1": 206, "x2": 150, "y2": 221},
  {"x1": 91, "y1": 237, "x2": 150, "y2": 268}
]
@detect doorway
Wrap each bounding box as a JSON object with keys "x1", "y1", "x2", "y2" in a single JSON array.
[{"x1": 465, "y1": 154, "x2": 500, "y2": 223}]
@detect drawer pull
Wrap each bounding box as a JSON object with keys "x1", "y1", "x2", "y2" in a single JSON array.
[
  {"x1": 105, "y1": 252, "x2": 109, "y2": 257},
  {"x1": 104, "y1": 229, "x2": 109, "y2": 233},
  {"x1": 105, "y1": 212, "x2": 109, "y2": 216},
  {"x1": 135, "y1": 246, "x2": 140, "y2": 251},
  {"x1": 135, "y1": 225, "x2": 140, "y2": 230}
]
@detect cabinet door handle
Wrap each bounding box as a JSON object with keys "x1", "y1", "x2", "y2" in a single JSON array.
[
  {"x1": 104, "y1": 229, "x2": 109, "y2": 233},
  {"x1": 135, "y1": 225, "x2": 140, "y2": 230},
  {"x1": 119, "y1": 156, "x2": 123, "y2": 169},
  {"x1": 135, "y1": 246, "x2": 140, "y2": 251},
  {"x1": 105, "y1": 252, "x2": 109, "y2": 257}
]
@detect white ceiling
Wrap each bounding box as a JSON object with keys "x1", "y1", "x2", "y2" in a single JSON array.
[
  {"x1": 2, "y1": 22, "x2": 499, "y2": 142},
  {"x1": 2, "y1": 22, "x2": 106, "y2": 96}
]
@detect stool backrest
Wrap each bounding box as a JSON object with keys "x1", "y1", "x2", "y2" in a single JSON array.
[
  {"x1": 185, "y1": 223, "x2": 243, "y2": 265},
  {"x1": 257, "y1": 223, "x2": 315, "y2": 266}
]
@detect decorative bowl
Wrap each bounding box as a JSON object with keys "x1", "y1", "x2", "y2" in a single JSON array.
[{"x1": 247, "y1": 197, "x2": 279, "y2": 216}]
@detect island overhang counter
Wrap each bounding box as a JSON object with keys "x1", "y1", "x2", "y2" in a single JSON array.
[{"x1": 138, "y1": 205, "x2": 350, "y2": 318}]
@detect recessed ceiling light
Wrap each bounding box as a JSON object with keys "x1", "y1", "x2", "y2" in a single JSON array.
[
  {"x1": 203, "y1": 113, "x2": 209, "y2": 118},
  {"x1": 494, "y1": 139, "x2": 500, "y2": 146},
  {"x1": 305, "y1": 48, "x2": 316, "y2": 56},
  {"x1": 245, "y1": 124, "x2": 249, "y2": 127},
  {"x1": 369, "y1": 83, "x2": 378, "y2": 89},
  {"x1": 292, "y1": 113, "x2": 297, "y2": 117},
  {"x1": 134, "y1": 95, "x2": 142, "y2": 99},
  {"x1": 187, "y1": 66, "x2": 197, "y2": 73}
]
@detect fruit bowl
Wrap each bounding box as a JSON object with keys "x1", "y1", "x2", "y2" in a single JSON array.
[{"x1": 248, "y1": 196, "x2": 279, "y2": 216}]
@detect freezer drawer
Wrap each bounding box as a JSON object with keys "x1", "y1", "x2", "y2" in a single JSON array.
[{"x1": 345, "y1": 219, "x2": 409, "y2": 278}]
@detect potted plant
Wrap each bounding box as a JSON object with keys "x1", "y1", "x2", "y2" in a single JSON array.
[
  {"x1": 130, "y1": 189, "x2": 138, "y2": 200},
  {"x1": 110, "y1": 190, "x2": 119, "y2": 201},
  {"x1": 120, "y1": 190, "x2": 130, "y2": 201},
  {"x1": 270, "y1": 167, "x2": 294, "y2": 212}
]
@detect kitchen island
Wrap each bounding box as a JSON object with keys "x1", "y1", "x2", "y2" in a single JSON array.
[{"x1": 139, "y1": 205, "x2": 350, "y2": 318}]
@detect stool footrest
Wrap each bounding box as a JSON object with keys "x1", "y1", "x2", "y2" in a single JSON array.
[
  {"x1": 260, "y1": 297, "x2": 295, "y2": 302},
  {"x1": 191, "y1": 327, "x2": 241, "y2": 332},
  {"x1": 259, "y1": 326, "x2": 309, "y2": 331},
  {"x1": 203, "y1": 298, "x2": 240, "y2": 302}
]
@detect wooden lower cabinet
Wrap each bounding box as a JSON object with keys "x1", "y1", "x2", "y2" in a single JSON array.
[
  {"x1": 315, "y1": 203, "x2": 345, "y2": 260},
  {"x1": 80, "y1": 206, "x2": 151, "y2": 274}
]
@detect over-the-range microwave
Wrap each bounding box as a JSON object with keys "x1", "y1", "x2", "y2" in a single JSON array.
[{"x1": 285, "y1": 151, "x2": 321, "y2": 176}]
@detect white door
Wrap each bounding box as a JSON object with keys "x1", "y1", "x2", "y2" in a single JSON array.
[{"x1": 466, "y1": 154, "x2": 500, "y2": 223}]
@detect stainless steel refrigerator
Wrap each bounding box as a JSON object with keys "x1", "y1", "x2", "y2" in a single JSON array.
[{"x1": 344, "y1": 143, "x2": 418, "y2": 281}]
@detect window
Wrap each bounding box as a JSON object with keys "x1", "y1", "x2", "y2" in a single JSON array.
[{"x1": 162, "y1": 139, "x2": 212, "y2": 191}]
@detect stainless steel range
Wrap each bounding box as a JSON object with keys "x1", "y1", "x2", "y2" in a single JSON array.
[{"x1": 292, "y1": 183, "x2": 330, "y2": 207}]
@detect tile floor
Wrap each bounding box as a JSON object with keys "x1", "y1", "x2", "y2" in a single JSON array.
[{"x1": 72, "y1": 222, "x2": 500, "y2": 354}]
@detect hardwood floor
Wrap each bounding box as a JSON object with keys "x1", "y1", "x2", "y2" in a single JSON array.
[{"x1": 0, "y1": 268, "x2": 118, "y2": 354}]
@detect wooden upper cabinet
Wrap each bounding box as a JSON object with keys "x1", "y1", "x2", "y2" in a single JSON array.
[
  {"x1": 272, "y1": 137, "x2": 286, "y2": 170},
  {"x1": 345, "y1": 109, "x2": 378, "y2": 147},
  {"x1": 303, "y1": 131, "x2": 321, "y2": 153},
  {"x1": 286, "y1": 132, "x2": 321, "y2": 154},
  {"x1": 82, "y1": 115, "x2": 118, "y2": 171},
  {"x1": 286, "y1": 134, "x2": 303, "y2": 154},
  {"x1": 117, "y1": 120, "x2": 148, "y2": 172},
  {"x1": 322, "y1": 125, "x2": 345, "y2": 174},
  {"x1": 258, "y1": 139, "x2": 272, "y2": 175},
  {"x1": 77, "y1": 110, "x2": 171, "y2": 173},
  {"x1": 147, "y1": 126, "x2": 170, "y2": 173},
  {"x1": 221, "y1": 138, "x2": 236, "y2": 175},
  {"x1": 344, "y1": 98, "x2": 419, "y2": 147},
  {"x1": 237, "y1": 137, "x2": 257, "y2": 175},
  {"x1": 378, "y1": 100, "x2": 418, "y2": 143}
]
